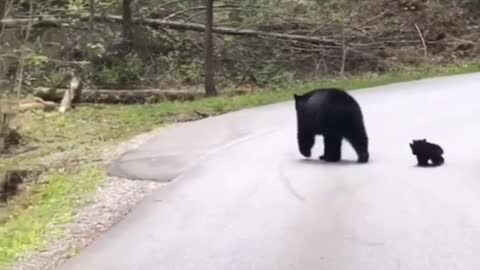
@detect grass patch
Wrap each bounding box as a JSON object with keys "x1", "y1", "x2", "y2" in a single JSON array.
[
  {"x1": 1, "y1": 62, "x2": 479, "y2": 265},
  {"x1": 0, "y1": 166, "x2": 103, "y2": 265}
]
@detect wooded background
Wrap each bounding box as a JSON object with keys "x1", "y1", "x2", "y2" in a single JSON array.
[{"x1": 0, "y1": 0, "x2": 479, "y2": 97}]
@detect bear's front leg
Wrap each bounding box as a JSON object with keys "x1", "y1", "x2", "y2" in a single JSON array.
[{"x1": 416, "y1": 155, "x2": 429, "y2": 166}]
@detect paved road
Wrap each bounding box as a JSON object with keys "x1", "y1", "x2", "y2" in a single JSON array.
[{"x1": 60, "y1": 73, "x2": 480, "y2": 270}]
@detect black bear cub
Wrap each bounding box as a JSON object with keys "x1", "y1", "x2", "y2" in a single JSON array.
[
  {"x1": 409, "y1": 139, "x2": 444, "y2": 167},
  {"x1": 294, "y1": 88, "x2": 369, "y2": 163}
]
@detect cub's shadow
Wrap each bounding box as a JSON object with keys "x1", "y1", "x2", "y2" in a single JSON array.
[
  {"x1": 412, "y1": 163, "x2": 445, "y2": 168},
  {"x1": 296, "y1": 158, "x2": 363, "y2": 166}
]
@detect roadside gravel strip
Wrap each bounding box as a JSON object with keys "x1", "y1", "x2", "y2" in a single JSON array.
[{"x1": 10, "y1": 127, "x2": 168, "y2": 270}]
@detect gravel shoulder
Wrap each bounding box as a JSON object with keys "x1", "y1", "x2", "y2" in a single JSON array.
[{"x1": 10, "y1": 127, "x2": 168, "y2": 270}]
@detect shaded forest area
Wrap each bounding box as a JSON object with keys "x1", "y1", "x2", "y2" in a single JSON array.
[{"x1": 0, "y1": 0, "x2": 478, "y2": 96}]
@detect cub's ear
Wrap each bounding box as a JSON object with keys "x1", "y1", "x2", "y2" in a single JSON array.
[
  {"x1": 293, "y1": 94, "x2": 299, "y2": 100},
  {"x1": 409, "y1": 143, "x2": 413, "y2": 148}
]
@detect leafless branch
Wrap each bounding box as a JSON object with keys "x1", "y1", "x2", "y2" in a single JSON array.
[
  {"x1": 414, "y1": 23, "x2": 427, "y2": 57},
  {"x1": 0, "y1": 14, "x2": 341, "y2": 46},
  {"x1": 13, "y1": 0, "x2": 34, "y2": 96}
]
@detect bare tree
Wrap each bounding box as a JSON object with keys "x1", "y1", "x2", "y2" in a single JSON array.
[
  {"x1": 13, "y1": 0, "x2": 34, "y2": 96},
  {"x1": 0, "y1": 0, "x2": 6, "y2": 21},
  {"x1": 0, "y1": 0, "x2": 10, "y2": 35},
  {"x1": 203, "y1": 0, "x2": 217, "y2": 96},
  {"x1": 89, "y1": 0, "x2": 95, "y2": 32},
  {"x1": 122, "y1": 0, "x2": 133, "y2": 46}
]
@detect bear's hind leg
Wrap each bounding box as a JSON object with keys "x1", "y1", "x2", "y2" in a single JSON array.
[
  {"x1": 345, "y1": 133, "x2": 369, "y2": 163},
  {"x1": 431, "y1": 155, "x2": 444, "y2": 166},
  {"x1": 320, "y1": 135, "x2": 342, "y2": 162}
]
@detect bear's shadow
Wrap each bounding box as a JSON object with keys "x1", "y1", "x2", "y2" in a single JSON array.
[{"x1": 297, "y1": 158, "x2": 362, "y2": 166}]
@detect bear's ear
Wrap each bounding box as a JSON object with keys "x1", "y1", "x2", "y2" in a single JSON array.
[
  {"x1": 293, "y1": 94, "x2": 299, "y2": 100},
  {"x1": 409, "y1": 143, "x2": 414, "y2": 149}
]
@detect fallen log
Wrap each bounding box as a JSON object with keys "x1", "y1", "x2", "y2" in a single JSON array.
[
  {"x1": 58, "y1": 72, "x2": 83, "y2": 113},
  {"x1": 33, "y1": 87, "x2": 203, "y2": 104},
  {"x1": 0, "y1": 14, "x2": 339, "y2": 47},
  {"x1": 18, "y1": 97, "x2": 57, "y2": 112}
]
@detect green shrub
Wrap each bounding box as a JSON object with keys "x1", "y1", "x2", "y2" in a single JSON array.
[{"x1": 95, "y1": 53, "x2": 143, "y2": 88}]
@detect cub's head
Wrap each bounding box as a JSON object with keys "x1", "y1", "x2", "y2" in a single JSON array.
[{"x1": 409, "y1": 139, "x2": 427, "y2": 154}]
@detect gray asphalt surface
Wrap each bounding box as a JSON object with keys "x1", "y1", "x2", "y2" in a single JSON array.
[{"x1": 60, "y1": 73, "x2": 480, "y2": 270}]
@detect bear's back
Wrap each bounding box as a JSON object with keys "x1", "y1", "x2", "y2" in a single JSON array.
[{"x1": 303, "y1": 88, "x2": 361, "y2": 115}]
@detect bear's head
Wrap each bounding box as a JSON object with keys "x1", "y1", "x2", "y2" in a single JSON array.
[
  {"x1": 293, "y1": 94, "x2": 302, "y2": 110},
  {"x1": 297, "y1": 133, "x2": 314, "y2": 157},
  {"x1": 293, "y1": 93, "x2": 311, "y2": 118}
]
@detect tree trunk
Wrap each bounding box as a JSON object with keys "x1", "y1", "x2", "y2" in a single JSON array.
[
  {"x1": 203, "y1": 0, "x2": 217, "y2": 97},
  {"x1": 89, "y1": 0, "x2": 95, "y2": 32},
  {"x1": 13, "y1": 0, "x2": 34, "y2": 96},
  {"x1": 0, "y1": 0, "x2": 7, "y2": 21},
  {"x1": 122, "y1": 0, "x2": 133, "y2": 47},
  {"x1": 0, "y1": 99, "x2": 17, "y2": 152}
]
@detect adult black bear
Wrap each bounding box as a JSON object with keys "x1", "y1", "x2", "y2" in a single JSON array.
[
  {"x1": 293, "y1": 88, "x2": 369, "y2": 163},
  {"x1": 409, "y1": 139, "x2": 444, "y2": 167}
]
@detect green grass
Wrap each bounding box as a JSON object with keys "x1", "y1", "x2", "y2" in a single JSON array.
[
  {"x1": 1, "y1": 61, "x2": 480, "y2": 265},
  {"x1": 0, "y1": 166, "x2": 103, "y2": 265}
]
